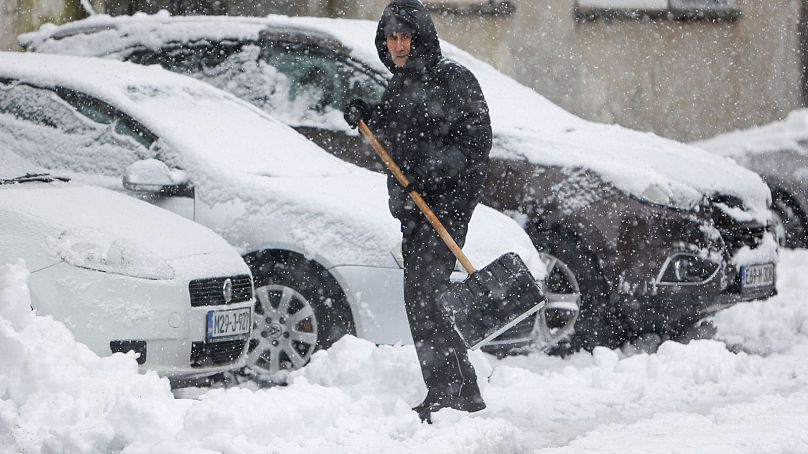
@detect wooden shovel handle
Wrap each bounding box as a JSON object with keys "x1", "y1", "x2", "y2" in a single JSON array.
[{"x1": 358, "y1": 120, "x2": 477, "y2": 274}]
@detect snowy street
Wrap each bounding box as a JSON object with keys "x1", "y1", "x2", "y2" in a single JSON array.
[{"x1": 2, "y1": 250, "x2": 807, "y2": 453}]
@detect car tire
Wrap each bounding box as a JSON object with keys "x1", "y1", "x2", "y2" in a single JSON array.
[
  {"x1": 771, "y1": 191, "x2": 807, "y2": 249},
  {"x1": 244, "y1": 251, "x2": 354, "y2": 380},
  {"x1": 533, "y1": 229, "x2": 626, "y2": 352}
]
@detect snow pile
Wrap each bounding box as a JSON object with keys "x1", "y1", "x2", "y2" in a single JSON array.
[
  {"x1": 0, "y1": 262, "x2": 521, "y2": 453},
  {"x1": 714, "y1": 249, "x2": 808, "y2": 355},
  {"x1": 0, "y1": 261, "x2": 185, "y2": 453},
  {"x1": 4, "y1": 253, "x2": 808, "y2": 452}
]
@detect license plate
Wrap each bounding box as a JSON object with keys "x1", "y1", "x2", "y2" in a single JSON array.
[
  {"x1": 741, "y1": 263, "x2": 775, "y2": 289},
  {"x1": 206, "y1": 307, "x2": 251, "y2": 342}
]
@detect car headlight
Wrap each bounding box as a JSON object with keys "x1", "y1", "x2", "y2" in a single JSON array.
[
  {"x1": 637, "y1": 183, "x2": 696, "y2": 210},
  {"x1": 640, "y1": 183, "x2": 673, "y2": 206},
  {"x1": 55, "y1": 228, "x2": 175, "y2": 280},
  {"x1": 658, "y1": 253, "x2": 719, "y2": 284}
]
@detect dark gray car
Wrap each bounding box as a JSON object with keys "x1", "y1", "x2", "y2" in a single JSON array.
[
  {"x1": 21, "y1": 14, "x2": 779, "y2": 351},
  {"x1": 695, "y1": 110, "x2": 808, "y2": 250}
]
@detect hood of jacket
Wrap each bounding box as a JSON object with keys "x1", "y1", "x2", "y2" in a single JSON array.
[{"x1": 375, "y1": 0, "x2": 442, "y2": 74}]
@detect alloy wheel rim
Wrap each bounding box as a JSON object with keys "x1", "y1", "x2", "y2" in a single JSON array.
[
  {"x1": 537, "y1": 252, "x2": 582, "y2": 345},
  {"x1": 247, "y1": 284, "x2": 318, "y2": 377}
]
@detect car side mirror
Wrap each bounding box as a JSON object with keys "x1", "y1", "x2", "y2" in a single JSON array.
[{"x1": 123, "y1": 159, "x2": 192, "y2": 197}]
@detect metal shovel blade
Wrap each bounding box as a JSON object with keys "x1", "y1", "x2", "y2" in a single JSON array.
[{"x1": 439, "y1": 252, "x2": 548, "y2": 350}]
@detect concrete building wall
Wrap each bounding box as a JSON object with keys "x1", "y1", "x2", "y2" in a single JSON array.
[
  {"x1": 336, "y1": 0, "x2": 804, "y2": 142},
  {"x1": 3, "y1": 0, "x2": 802, "y2": 142},
  {"x1": 1, "y1": 0, "x2": 101, "y2": 52},
  {"x1": 1, "y1": 0, "x2": 22, "y2": 51}
]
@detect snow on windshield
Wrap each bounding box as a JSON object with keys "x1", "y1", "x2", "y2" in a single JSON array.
[
  {"x1": 0, "y1": 52, "x2": 354, "y2": 180},
  {"x1": 120, "y1": 80, "x2": 352, "y2": 179},
  {"x1": 0, "y1": 83, "x2": 155, "y2": 177},
  {"x1": 3, "y1": 252, "x2": 808, "y2": 452}
]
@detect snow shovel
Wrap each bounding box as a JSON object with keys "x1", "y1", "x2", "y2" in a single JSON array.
[{"x1": 358, "y1": 120, "x2": 547, "y2": 350}]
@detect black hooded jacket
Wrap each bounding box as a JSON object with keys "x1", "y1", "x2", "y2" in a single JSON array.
[{"x1": 369, "y1": 0, "x2": 493, "y2": 221}]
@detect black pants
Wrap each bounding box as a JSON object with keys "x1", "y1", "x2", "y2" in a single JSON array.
[{"x1": 401, "y1": 210, "x2": 479, "y2": 399}]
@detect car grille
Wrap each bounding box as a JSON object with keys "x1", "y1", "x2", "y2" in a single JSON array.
[
  {"x1": 189, "y1": 275, "x2": 253, "y2": 307},
  {"x1": 190, "y1": 339, "x2": 247, "y2": 368},
  {"x1": 707, "y1": 194, "x2": 767, "y2": 252},
  {"x1": 720, "y1": 225, "x2": 766, "y2": 252}
]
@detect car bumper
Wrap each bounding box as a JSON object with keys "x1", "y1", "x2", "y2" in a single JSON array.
[
  {"x1": 615, "y1": 277, "x2": 777, "y2": 334},
  {"x1": 28, "y1": 262, "x2": 252, "y2": 380}
]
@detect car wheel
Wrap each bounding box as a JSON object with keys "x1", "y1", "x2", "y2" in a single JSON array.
[
  {"x1": 535, "y1": 252, "x2": 581, "y2": 347},
  {"x1": 245, "y1": 253, "x2": 354, "y2": 380},
  {"x1": 534, "y1": 229, "x2": 626, "y2": 352},
  {"x1": 771, "y1": 191, "x2": 807, "y2": 248}
]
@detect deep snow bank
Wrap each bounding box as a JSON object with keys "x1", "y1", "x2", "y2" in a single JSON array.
[
  {"x1": 2, "y1": 252, "x2": 808, "y2": 453},
  {"x1": 0, "y1": 262, "x2": 517, "y2": 453},
  {"x1": 713, "y1": 249, "x2": 808, "y2": 355}
]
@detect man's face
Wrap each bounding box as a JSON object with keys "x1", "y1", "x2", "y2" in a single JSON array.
[{"x1": 386, "y1": 32, "x2": 412, "y2": 68}]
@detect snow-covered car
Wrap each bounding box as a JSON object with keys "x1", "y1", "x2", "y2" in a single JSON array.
[
  {"x1": 19, "y1": 13, "x2": 780, "y2": 350},
  {"x1": 0, "y1": 148, "x2": 254, "y2": 383},
  {"x1": 693, "y1": 110, "x2": 808, "y2": 249},
  {"x1": 0, "y1": 51, "x2": 553, "y2": 378}
]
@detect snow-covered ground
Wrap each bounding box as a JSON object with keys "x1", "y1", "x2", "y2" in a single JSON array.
[{"x1": 2, "y1": 251, "x2": 808, "y2": 453}]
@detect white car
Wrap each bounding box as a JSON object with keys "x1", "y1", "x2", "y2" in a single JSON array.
[
  {"x1": 0, "y1": 51, "x2": 551, "y2": 378},
  {"x1": 0, "y1": 149, "x2": 254, "y2": 383}
]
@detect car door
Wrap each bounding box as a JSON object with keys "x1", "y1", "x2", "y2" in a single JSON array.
[{"x1": 0, "y1": 80, "x2": 195, "y2": 219}]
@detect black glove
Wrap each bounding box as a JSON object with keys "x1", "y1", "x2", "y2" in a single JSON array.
[
  {"x1": 389, "y1": 183, "x2": 417, "y2": 221},
  {"x1": 343, "y1": 98, "x2": 372, "y2": 129},
  {"x1": 404, "y1": 164, "x2": 431, "y2": 194}
]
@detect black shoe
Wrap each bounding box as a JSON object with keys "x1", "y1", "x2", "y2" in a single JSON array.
[
  {"x1": 411, "y1": 390, "x2": 486, "y2": 423},
  {"x1": 446, "y1": 393, "x2": 486, "y2": 413}
]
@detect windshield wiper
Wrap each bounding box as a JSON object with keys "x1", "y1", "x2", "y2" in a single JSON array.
[{"x1": 0, "y1": 173, "x2": 71, "y2": 185}]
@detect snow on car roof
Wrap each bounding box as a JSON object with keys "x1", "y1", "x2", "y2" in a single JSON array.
[
  {"x1": 0, "y1": 51, "x2": 353, "y2": 180},
  {"x1": 21, "y1": 13, "x2": 771, "y2": 214},
  {"x1": 694, "y1": 109, "x2": 808, "y2": 157}
]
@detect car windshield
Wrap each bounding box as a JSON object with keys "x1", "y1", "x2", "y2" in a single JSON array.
[{"x1": 121, "y1": 82, "x2": 354, "y2": 178}]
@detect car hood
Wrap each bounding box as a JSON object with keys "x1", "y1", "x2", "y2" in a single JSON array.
[{"x1": 0, "y1": 183, "x2": 237, "y2": 265}]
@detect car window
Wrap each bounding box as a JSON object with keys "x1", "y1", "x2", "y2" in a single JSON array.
[
  {"x1": 0, "y1": 82, "x2": 91, "y2": 132},
  {"x1": 56, "y1": 89, "x2": 156, "y2": 149},
  {"x1": 129, "y1": 40, "x2": 385, "y2": 131},
  {"x1": 0, "y1": 81, "x2": 156, "y2": 177},
  {"x1": 262, "y1": 42, "x2": 386, "y2": 111}
]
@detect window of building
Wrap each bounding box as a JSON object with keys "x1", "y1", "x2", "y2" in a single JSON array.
[
  {"x1": 422, "y1": 0, "x2": 515, "y2": 16},
  {"x1": 575, "y1": 0, "x2": 740, "y2": 22}
]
